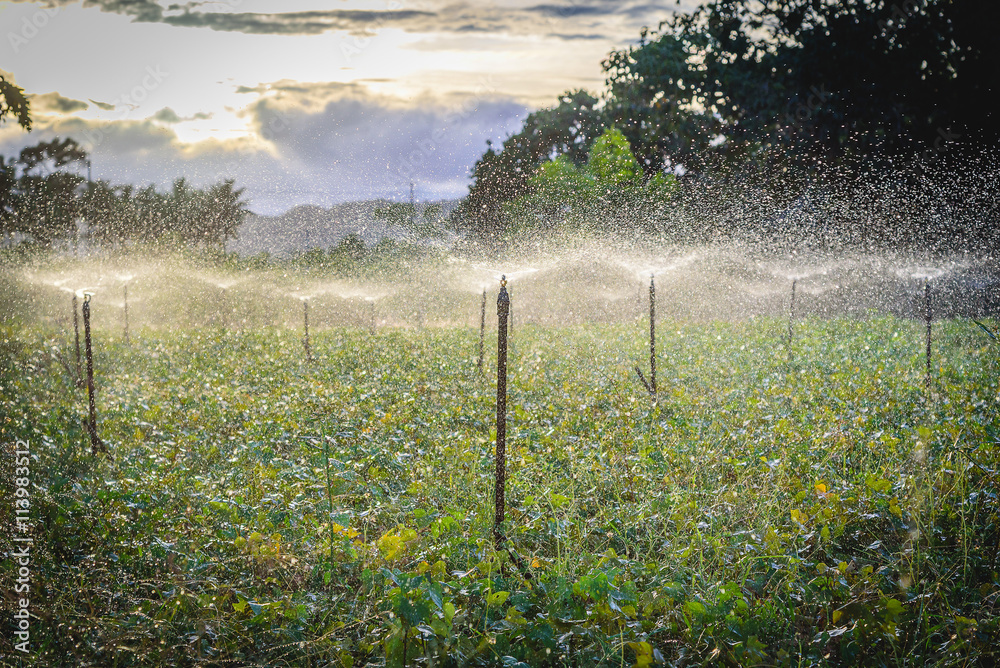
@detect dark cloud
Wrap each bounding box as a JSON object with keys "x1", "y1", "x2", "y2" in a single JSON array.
[
  {"x1": 547, "y1": 33, "x2": 605, "y2": 40},
  {"x1": 89, "y1": 99, "x2": 116, "y2": 111},
  {"x1": 8, "y1": 0, "x2": 678, "y2": 41},
  {"x1": 151, "y1": 107, "x2": 212, "y2": 123},
  {"x1": 152, "y1": 107, "x2": 182, "y2": 123},
  {"x1": 28, "y1": 92, "x2": 88, "y2": 114}
]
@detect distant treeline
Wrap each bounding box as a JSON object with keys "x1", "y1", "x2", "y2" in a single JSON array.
[{"x1": 0, "y1": 137, "x2": 249, "y2": 251}]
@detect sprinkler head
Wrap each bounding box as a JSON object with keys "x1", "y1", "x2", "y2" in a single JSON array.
[{"x1": 500, "y1": 275, "x2": 507, "y2": 287}]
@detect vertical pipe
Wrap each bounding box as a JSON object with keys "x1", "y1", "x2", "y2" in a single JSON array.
[
  {"x1": 369, "y1": 300, "x2": 376, "y2": 335},
  {"x1": 649, "y1": 274, "x2": 656, "y2": 399},
  {"x1": 494, "y1": 276, "x2": 509, "y2": 548},
  {"x1": 72, "y1": 293, "x2": 83, "y2": 384},
  {"x1": 925, "y1": 279, "x2": 932, "y2": 389},
  {"x1": 477, "y1": 288, "x2": 486, "y2": 374},
  {"x1": 788, "y1": 279, "x2": 797, "y2": 357},
  {"x1": 220, "y1": 287, "x2": 227, "y2": 330},
  {"x1": 303, "y1": 299, "x2": 312, "y2": 363},
  {"x1": 123, "y1": 284, "x2": 130, "y2": 345},
  {"x1": 508, "y1": 285, "x2": 513, "y2": 342},
  {"x1": 82, "y1": 294, "x2": 103, "y2": 455}
]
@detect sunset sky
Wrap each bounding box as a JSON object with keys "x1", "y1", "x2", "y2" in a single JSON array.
[{"x1": 1, "y1": 0, "x2": 695, "y2": 214}]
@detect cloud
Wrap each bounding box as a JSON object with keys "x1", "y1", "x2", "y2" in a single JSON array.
[
  {"x1": 152, "y1": 107, "x2": 213, "y2": 123},
  {"x1": 7, "y1": 0, "x2": 679, "y2": 41},
  {"x1": 28, "y1": 91, "x2": 88, "y2": 114},
  {"x1": 89, "y1": 99, "x2": 115, "y2": 111},
  {"x1": 0, "y1": 81, "x2": 528, "y2": 214}
]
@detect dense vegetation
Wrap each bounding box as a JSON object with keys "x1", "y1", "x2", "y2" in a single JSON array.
[{"x1": 2, "y1": 271, "x2": 998, "y2": 665}]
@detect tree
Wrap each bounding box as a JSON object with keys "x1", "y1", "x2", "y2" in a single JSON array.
[
  {"x1": 603, "y1": 0, "x2": 1000, "y2": 172},
  {"x1": 502, "y1": 128, "x2": 678, "y2": 239},
  {"x1": 453, "y1": 90, "x2": 606, "y2": 245},
  {"x1": 0, "y1": 75, "x2": 31, "y2": 131}
]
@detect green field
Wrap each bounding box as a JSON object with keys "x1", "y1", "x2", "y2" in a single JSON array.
[{"x1": 2, "y1": 309, "x2": 999, "y2": 665}]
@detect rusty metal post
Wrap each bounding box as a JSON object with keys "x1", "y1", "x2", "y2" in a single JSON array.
[
  {"x1": 72, "y1": 293, "x2": 83, "y2": 385},
  {"x1": 494, "y1": 276, "x2": 509, "y2": 547},
  {"x1": 477, "y1": 288, "x2": 486, "y2": 374},
  {"x1": 788, "y1": 279, "x2": 797, "y2": 359},
  {"x1": 303, "y1": 299, "x2": 312, "y2": 363},
  {"x1": 82, "y1": 294, "x2": 105, "y2": 455},
  {"x1": 123, "y1": 284, "x2": 130, "y2": 345},
  {"x1": 649, "y1": 274, "x2": 656, "y2": 398},
  {"x1": 925, "y1": 279, "x2": 932, "y2": 389}
]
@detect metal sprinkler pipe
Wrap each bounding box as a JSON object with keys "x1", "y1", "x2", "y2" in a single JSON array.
[
  {"x1": 303, "y1": 299, "x2": 312, "y2": 363},
  {"x1": 634, "y1": 275, "x2": 657, "y2": 399},
  {"x1": 494, "y1": 275, "x2": 509, "y2": 548},
  {"x1": 72, "y1": 293, "x2": 83, "y2": 386},
  {"x1": 788, "y1": 279, "x2": 797, "y2": 360},
  {"x1": 925, "y1": 279, "x2": 932, "y2": 390},
  {"x1": 123, "y1": 284, "x2": 130, "y2": 345},
  {"x1": 82, "y1": 294, "x2": 106, "y2": 455},
  {"x1": 477, "y1": 288, "x2": 486, "y2": 374},
  {"x1": 649, "y1": 274, "x2": 656, "y2": 398}
]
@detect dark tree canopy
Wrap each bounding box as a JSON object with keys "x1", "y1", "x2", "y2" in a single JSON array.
[
  {"x1": 0, "y1": 75, "x2": 32, "y2": 132},
  {"x1": 603, "y1": 0, "x2": 999, "y2": 172}
]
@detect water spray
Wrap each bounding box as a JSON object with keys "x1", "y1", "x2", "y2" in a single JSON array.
[
  {"x1": 634, "y1": 274, "x2": 657, "y2": 400},
  {"x1": 72, "y1": 292, "x2": 83, "y2": 386},
  {"x1": 477, "y1": 288, "x2": 486, "y2": 374},
  {"x1": 369, "y1": 299, "x2": 377, "y2": 335},
  {"x1": 494, "y1": 275, "x2": 509, "y2": 548},
  {"x1": 787, "y1": 279, "x2": 797, "y2": 360},
  {"x1": 81, "y1": 294, "x2": 107, "y2": 456},
  {"x1": 302, "y1": 298, "x2": 312, "y2": 363}
]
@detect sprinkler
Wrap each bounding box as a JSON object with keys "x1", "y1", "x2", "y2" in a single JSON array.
[
  {"x1": 72, "y1": 292, "x2": 83, "y2": 386},
  {"x1": 477, "y1": 288, "x2": 486, "y2": 374},
  {"x1": 634, "y1": 274, "x2": 656, "y2": 400},
  {"x1": 302, "y1": 298, "x2": 312, "y2": 363},
  {"x1": 494, "y1": 275, "x2": 509, "y2": 548},
  {"x1": 81, "y1": 294, "x2": 107, "y2": 455},
  {"x1": 369, "y1": 299, "x2": 377, "y2": 335},
  {"x1": 787, "y1": 279, "x2": 797, "y2": 360}
]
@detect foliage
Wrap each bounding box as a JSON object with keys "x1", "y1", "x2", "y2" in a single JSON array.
[
  {"x1": 0, "y1": 74, "x2": 31, "y2": 131},
  {"x1": 502, "y1": 129, "x2": 678, "y2": 240},
  {"x1": 452, "y1": 90, "x2": 605, "y2": 247},
  {"x1": 603, "y1": 0, "x2": 999, "y2": 172},
  {"x1": 2, "y1": 295, "x2": 999, "y2": 665}
]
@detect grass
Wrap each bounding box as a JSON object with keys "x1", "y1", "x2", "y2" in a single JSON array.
[{"x1": 1, "y1": 313, "x2": 999, "y2": 666}]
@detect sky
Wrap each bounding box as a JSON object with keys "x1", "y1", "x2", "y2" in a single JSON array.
[{"x1": 0, "y1": 0, "x2": 694, "y2": 214}]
